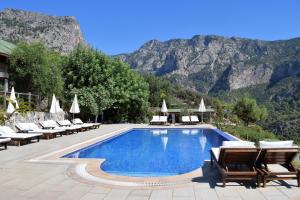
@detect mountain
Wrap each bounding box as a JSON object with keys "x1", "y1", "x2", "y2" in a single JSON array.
[
  {"x1": 116, "y1": 35, "x2": 300, "y2": 94},
  {"x1": 0, "y1": 8, "x2": 84, "y2": 53}
]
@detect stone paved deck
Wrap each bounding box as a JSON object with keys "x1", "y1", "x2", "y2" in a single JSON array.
[{"x1": 0, "y1": 124, "x2": 299, "y2": 200}]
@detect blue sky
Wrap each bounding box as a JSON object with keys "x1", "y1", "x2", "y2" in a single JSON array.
[{"x1": 1, "y1": 0, "x2": 300, "y2": 55}]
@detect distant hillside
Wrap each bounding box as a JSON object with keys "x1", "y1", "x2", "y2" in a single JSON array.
[
  {"x1": 0, "y1": 8, "x2": 84, "y2": 53},
  {"x1": 116, "y1": 35, "x2": 300, "y2": 94}
]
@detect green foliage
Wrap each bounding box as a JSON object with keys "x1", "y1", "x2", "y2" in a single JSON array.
[
  {"x1": 233, "y1": 97, "x2": 267, "y2": 126},
  {"x1": 222, "y1": 125, "x2": 277, "y2": 144},
  {"x1": 0, "y1": 109, "x2": 8, "y2": 125},
  {"x1": 9, "y1": 42, "x2": 64, "y2": 99},
  {"x1": 17, "y1": 101, "x2": 33, "y2": 117},
  {"x1": 64, "y1": 45, "x2": 149, "y2": 122},
  {"x1": 215, "y1": 76, "x2": 300, "y2": 143}
]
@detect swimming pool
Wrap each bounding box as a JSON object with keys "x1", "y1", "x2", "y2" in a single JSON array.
[{"x1": 63, "y1": 128, "x2": 236, "y2": 177}]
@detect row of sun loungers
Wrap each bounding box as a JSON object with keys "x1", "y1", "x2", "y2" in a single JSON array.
[
  {"x1": 210, "y1": 140, "x2": 300, "y2": 187},
  {"x1": 181, "y1": 115, "x2": 199, "y2": 124},
  {"x1": 0, "y1": 118, "x2": 100, "y2": 148},
  {"x1": 150, "y1": 116, "x2": 168, "y2": 125}
]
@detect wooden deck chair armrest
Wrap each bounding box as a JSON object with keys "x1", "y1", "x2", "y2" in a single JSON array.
[
  {"x1": 268, "y1": 171, "x2": 298, "y2": 175},
  {"x1": 255, "y1": 168, "x2": 265, "y2": 175}
]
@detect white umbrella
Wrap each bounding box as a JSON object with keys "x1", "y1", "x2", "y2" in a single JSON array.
[
  {"x1": 6, "y1": 101, "x2": 15, "y2": 114},
  {"x1": 70, "y1": 94, "x2": 80, "y2": 120},
  {"x1": 161, "y1": 99, "x2": 168, "y2": 114},
  {"x1": 198, "y1": 98, "x2": 206, "y2": 123},
  {"x1": 10, "y1": 87, "x2": 19, "y2": 109},
  {"x1": 49, "y1": 94, "x2": 57, "y2": 114},
  {"x1": 56, "y1": 100, "x2": 63, "y2": 112}
]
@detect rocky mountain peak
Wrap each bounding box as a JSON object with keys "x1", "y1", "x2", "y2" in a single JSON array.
[{"x1": 0, "y1": 8, "x2": 84, "y2": 53}]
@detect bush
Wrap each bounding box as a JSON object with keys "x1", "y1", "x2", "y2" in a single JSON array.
[{"x1": 222, "y1": 125, "x2": 277, "y2": 144}]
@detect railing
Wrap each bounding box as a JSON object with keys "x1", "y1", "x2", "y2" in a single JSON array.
[{"x1": 0, "y1": 91, "x2": 41, "y2": 109}]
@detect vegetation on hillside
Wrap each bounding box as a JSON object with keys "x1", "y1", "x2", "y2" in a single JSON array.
[{"x1": 214, "y1": 76, "x2": 300, "y2": 143}]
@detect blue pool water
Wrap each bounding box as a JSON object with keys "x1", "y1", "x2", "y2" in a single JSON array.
[{"x1": 63, "y1": 128, "x2": 236, "y2": 177}]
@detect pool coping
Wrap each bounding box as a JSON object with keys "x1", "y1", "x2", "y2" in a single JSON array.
[{"x1": 28, "y1": 125, "x2": 237, "y2": 189}]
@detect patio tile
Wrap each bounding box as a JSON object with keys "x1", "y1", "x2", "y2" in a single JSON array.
[
  {"x1": 173, "y1": 196, "x2": 195, "y2": 200},
  {"x1": 130, "y1": 189, "x2": 152, "y2": 196},
  {"x1": 103, "y1": 189, "x2": 131, "y2": 200},
  {"x1": 215, "y1": 187, "x2": 242, "y2": 199},
  {"x1": 80, "y1": 193, "x2": 107, "y2": 200},
  {"x1": 173, "y1": 187, "x2": 194, "y2": 197},
  {"x1": 126, "y1": 195, "x2": 150, "y2": 200},
  {"x1": 149, "y1": 189, "x2": 172, "y2": 200},
  {"x1": 236, "y1": 188, "x2": 266, "y2": 200},
  {"x1": 89, "y1": 186, "x2": 111, "y2": 194},
  {"x1": 193, "y1": 188, "x2": 218, "y2": 200}
]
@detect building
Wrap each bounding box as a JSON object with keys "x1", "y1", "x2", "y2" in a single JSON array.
[{"x1": 0, "y1": 39, "x2": 16, "y2": 92}]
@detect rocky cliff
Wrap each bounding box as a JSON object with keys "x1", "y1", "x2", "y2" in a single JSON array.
[
  {"x1": 0, "y1": 8, "x2": 84, "y2": 53},
  {"x1": 117, "y1": 35, "x2": 300, "y2": 94}
]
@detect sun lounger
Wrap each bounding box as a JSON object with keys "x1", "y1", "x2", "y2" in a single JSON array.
[
  {"x1": 150, "y1": 116, "x2": 160, "y2": 125},
  {"x1": 159, "y1": 116, "x2": 168, "y2": 125},
  {"x1": 256, "y1": 140, "x2": 300, "y2": 187},
  {"x1": 0, "y1": 126, "x2": 41, "y2": 146},
  {"x1": 16, "y1": 123, "x2": 63, "y2": 139},
  {"x1": 210, "y1": 141, "x2": 260, "y2": 187},
  {"x1": 40, "y1": 120, "x2": 75, "y2": 134},
  {"x1": 181, "y1": 116, "x2": 191, "y2": 125},
  {"x1": 72, "y1": 118, "x2": 97, "y2": 129},
  {"x1": 190, "y1": 115, "x2": 199, "y2": 124},
  {"x1": 57, "y1": 120, "x2": 83, "y2": 132},
  {"x1": 0, "y1": 138, "x2": 11, "y2": 150}
]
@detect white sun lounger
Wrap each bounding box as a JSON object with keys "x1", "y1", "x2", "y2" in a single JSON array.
[
  {"x1": 0, "y1": 138, "x2": 11, "y2": 150},
  {"x1": 40, "y1": 120, "x2": 77, "y2": 134},
  {"x1": 159, "y1": 116, "x2": 168, "y2": 125},
  {"x1": 150, "y1": 116, "x2": 160, "y2": 125},
  {"x1": 181, "y1": 116, "x2": 191, "y2": 124},
  {"x1": 190, "y1": 115, "x2": 199, "y2": 124},
  {"x1": 16, "y1": 123, "x2": 65, "y2": 139},
  {"x1": 0, "y1": 126, "x2": 41, "y2": 146},
  {"x1": 57, "y1": 120, "x2": 83, "y2": 132},
  {"x1": 73, "y1": 118, "x2": 100, "y2": 129}
]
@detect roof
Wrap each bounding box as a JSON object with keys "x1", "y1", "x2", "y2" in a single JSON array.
[
  {"x1": 154, "y1": 107, "x2": 215, "y2": 113},
  {"x1": 0, "y1": 40, "x2": 16, "y2": 56}
]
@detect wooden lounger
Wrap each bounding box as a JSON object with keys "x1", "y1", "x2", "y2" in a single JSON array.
[
  {"x1": 255, "y1": 147, "x2": 300, "y2": 187},
  {"x1": 211, "y1": 147, "x2": 261, "y2": 187}
]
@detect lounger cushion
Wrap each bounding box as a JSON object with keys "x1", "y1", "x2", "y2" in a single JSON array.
[
  {"x1": 159, "y1": 116, "x2": 167, "y2": 122},
  {"x1": 0, "y1": 138, "x2": 11, "y2": 143},
  {"x1": 182, "y1": 116, "x2": 190, "y2": 122},
  {"x1": 222, "y1": 141, "x2": 255, "y2": 147},
  {"x1": 73, "y1": 118, "x2": 84, "y2": 124},
  {"x1": 259, "y1": 140, "x2": 294, "y2": 148},
  {"x1": 212, "y1": 141, "x2": 255, "y2": 161},
  {"x1": 190, "y1": 115, "x2": 199, "y2": 122}
]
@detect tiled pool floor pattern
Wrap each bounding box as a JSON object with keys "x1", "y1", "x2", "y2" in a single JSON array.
[{"x1": 0, "y1": 124, "x2": 299, "y2": 200}]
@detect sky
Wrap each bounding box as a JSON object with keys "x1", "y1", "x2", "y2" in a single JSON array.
[{"x1": 1, "y1": 0, "x2": 300, "y2": 55}]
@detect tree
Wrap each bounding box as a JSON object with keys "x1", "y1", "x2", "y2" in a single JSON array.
[
  {"x1": 233, "y1": 97, "x2": 267, "y2": 126},
  {"x1": 9, "y1": 43, "x2": 64, "y2": 100},
  {"x1": 64, "y1": 45, "x2": 149, "y2": 122}
]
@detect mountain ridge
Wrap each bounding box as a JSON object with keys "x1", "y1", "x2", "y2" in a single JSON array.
[{"x1": 116, "y1": 35, "x2": 300, "y2": 94}]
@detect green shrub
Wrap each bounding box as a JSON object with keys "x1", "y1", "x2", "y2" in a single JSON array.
[{"x1": 222, "y1": 125, "x2": 277, "y2": 144}]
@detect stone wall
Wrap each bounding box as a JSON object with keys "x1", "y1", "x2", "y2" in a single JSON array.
[{"x1": 5, "y1": 111, "x2": 67, "y2": 131}]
